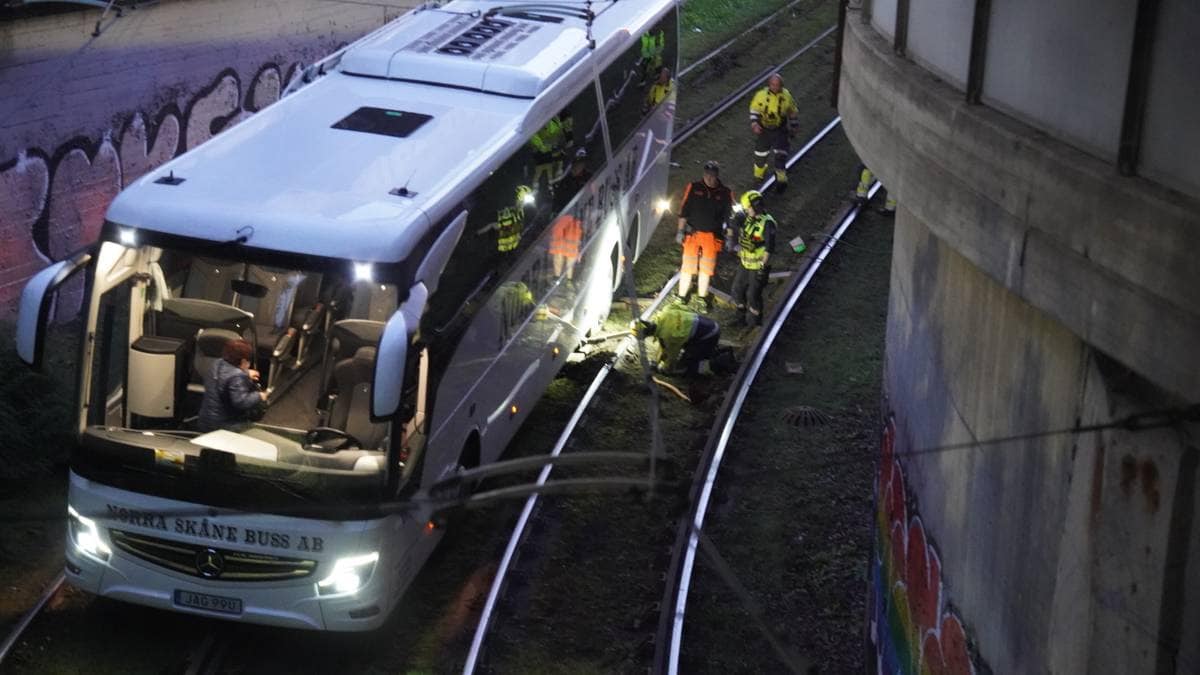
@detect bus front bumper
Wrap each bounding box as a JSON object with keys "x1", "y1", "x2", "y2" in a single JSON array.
[{"x1": 65, "y1": 544, "x2": 388, "y2": 632}]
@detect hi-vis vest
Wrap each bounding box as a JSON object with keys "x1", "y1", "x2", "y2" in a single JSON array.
[
  {"x1": 646, "y1": 79, "x2": 674, "y2": 109},
  {"x1": 654, "y1": 306, "x2": 698, "y2": 369},
  {"x1": 497, "y1": 206, "x2": 524, "y2": 252},
  {"x1": 739, "y1": 214, "x2": 775, "y2": 270},
  {"x1": 748, "y1": 88, "x2": 798, "y2": 129},
  {"x1": 531, "y1": 116, "x2": 572, "y2": 157},
  {"x1": 641, "y1": 30, "x2": 665, "y2": 69}
]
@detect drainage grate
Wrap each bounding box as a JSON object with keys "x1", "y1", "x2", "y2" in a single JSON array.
[{"x1": 781, "y1": 406, "x2": 832, "y2": 428}]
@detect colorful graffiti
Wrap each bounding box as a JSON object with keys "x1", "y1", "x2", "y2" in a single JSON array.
[
  {"x1": 0, "y1": 63, "x2": 292, "y2": 312},
  {"x1": 872, "y1": 415, "x2": 979, "y2": 674}
]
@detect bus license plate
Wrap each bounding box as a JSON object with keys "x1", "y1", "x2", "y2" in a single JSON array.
[{"x1": 174, "y1": 589, "x2": 243, "y2": 615}]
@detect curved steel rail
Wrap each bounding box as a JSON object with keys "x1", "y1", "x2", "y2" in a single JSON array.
[
  {"x1": 678, "y1": 0, "x2": 807, "y2": 79},
  {"x1": 461, "y1": 272, "x2": 680, "y2": 674},
  {"x1": 464, "y1": 108, "x2": 847, "y2": 672},
  {"x1": 1, "y1": 8, "x2": 843, "y2": 675},
  {"x1": 653, "y1": 181, "x2": 882, "y2": 674},
  {"x1": 671, "y1": 24, "x2": 837, "y2": 150},
  {"x1": 0, "y1": 571, "x2": 65, "y2": 665}
]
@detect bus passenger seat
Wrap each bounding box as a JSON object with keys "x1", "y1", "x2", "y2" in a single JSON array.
[
  {"x1": 319, "y1": 281, "x2": 396, "y2": 399},
  {"x1": 238, "y1": 265, "x2": 323, "y2": 390},
  {"x1": 183, "y1": 258, "x2": 247, "y2": 303},
  {"x1": 328, "y1": 346, "x2": 386, "y2": 450},
  {"x1": 189, "y1": 328, "x2": 241, "y2": 393},
  {"x1": 347, "y1": 281, "x2": 397, "y2": 323}
]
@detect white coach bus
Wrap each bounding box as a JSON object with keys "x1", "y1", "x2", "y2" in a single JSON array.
[{"x1": 15, "y1": 0, "x2": 677, "y2": 630}]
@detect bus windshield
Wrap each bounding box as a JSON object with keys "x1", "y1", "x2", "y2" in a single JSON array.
[{"x1": 75, "y1": 240, "x2": 421, "y2": 513}]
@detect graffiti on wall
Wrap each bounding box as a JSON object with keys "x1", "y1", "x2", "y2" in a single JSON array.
[
  {"x1": 0, "y1": 62, "x2": 294, "y2": 312},
  {"x1": 871, "y1": 415, "x2": 980, "y2": 674}
]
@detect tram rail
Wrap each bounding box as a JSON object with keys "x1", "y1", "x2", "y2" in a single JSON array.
[
  {"x1": 0, "y1": 572, "x2": 64, "y2": 664},
  {"x1": 463, "y1": 110, "x2": 855, "y2": 673},
  {"x1": 0, "y1": 4, "x2": 847, "y2": 672},
  {"x1": 677, "y1": 0, "x2": 808, "y2": 79},
  {"x1": 672, "y1": 24, "x2": 836, "y2": 149},
  {"x1": 653, "y1": 180, "x2": 881, "y2": 674}
]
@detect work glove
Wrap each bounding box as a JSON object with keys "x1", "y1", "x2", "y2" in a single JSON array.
[{"x1": 675, "y1": 230, "x2": 685, "y2": 245}]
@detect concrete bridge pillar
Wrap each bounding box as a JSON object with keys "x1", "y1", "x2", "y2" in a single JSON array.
[{"x1": 839, "y1": 4, "x2": 1200, "y2": 672}]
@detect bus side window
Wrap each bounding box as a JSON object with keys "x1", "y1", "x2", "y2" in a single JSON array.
[
  {"x1": 599, "y1": 6, "x2": 678, "y2": 154},
  {"x1": 546, "y1": 84, "x2": 605, "y2": 215},
  {"x1": 88, "y1": 279, "x2": 133, "y2": 427}
]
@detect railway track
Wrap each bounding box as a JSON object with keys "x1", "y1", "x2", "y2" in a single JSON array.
[
  {"x1": 0, "y1": 3, "x2": 846, "y2": 673},
  {"x1": 654, "y1": 180, "x2": 880, "y2": 675},
  {"x1": 0, "y1": 572, "x2": 63, "y2": 664},
  {"x1": 461, "y1": 118, "x2": 867, "y2": 672}
]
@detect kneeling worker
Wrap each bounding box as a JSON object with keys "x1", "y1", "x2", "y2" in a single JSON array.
[
  {"x1": 635, "y1": 305, "x2": 721, "y2": 376},
  {"x1": 731, "y1": 190, "x2": 777, "y2": 326}
]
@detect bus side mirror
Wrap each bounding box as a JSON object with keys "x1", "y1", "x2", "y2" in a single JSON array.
[
  {"x1": 372, "y1": 210, "x2": 463, "y2": 420},
  {"x1": 16, "y1": 251, "x2": 92, "y2": 369},
  {"x1": 372, "y1": 309, "x2": 409, "y2": 421},
  {"x1": 414, "y1": 210, "x2": 466, "y2": 296},
  {"x1": 372, "y1": 281, "x2": 429, "y2": 420}
]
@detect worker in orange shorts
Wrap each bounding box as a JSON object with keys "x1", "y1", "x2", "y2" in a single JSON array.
[
  {"x1": 675, "y1": 160, "x2": 733, "y2": 312},
  {"x1": 549, "y1": 213, "x2": 583, "y2": 285}
]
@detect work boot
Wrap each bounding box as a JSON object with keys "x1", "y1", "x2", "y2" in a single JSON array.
[
  {"x1": 774, "y1": 169, "x2": 788, "y2": 192},
  {"x1": 691, "y1": 294, "x2": 709, "y2": 314}
]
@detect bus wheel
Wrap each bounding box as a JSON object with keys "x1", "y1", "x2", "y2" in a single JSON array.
[
  {"x1": 442, "y1": 435, "x2": 481, "y2": 526},
  {"x1": 455, "y1": 434, "x2": 481, "y2": 493}
]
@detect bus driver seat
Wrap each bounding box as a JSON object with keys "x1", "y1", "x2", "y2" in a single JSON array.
[{"x1": 325, "y1": 346, "x2": 387, "y2": 450}]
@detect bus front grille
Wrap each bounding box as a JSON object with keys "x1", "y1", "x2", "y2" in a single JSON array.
[{"x1": 109, "y1": 529, "x2": 318, "y2": 581}]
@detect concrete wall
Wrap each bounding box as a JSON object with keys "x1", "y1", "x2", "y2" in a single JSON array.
[
  {"x1": 840, "y1": 9, "x2": 1200, "y2": 673},
  {"x1": 982, "y1": 0, "x2": 1135, "y2": 161},
  {"x1": 905, "y1": 0, "x2": 972, "y2": 90},
  {"x1": 0, "y1": 0, "x2": 416, "y2": 315},
  {"x1": 839, "y1": 13, "x2": 1200, "y2": 405},
  {"x1": 1141, "y1": 0, "x2": 1200, "y2": 200},
  {"x1": 879, "y1": 209, "x2": 1200, "y2": 673},
  {"x1": 869, "y1": 0, "x2": 897, "y2": 41}
]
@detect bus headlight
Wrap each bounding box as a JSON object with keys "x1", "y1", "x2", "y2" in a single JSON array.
[
  {"x1": 317, "y1": 552, "x2": 379, "y2": 596},
  {"x1": 67, "y1": 506, "x2": 111, "y2": 562}
]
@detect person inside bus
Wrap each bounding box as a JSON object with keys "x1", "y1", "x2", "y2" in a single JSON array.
[
  {"x1": 643, "y1": 66, "x2": 674, "y2": 113},
  {"x1": 530, "y1": 112, "x2": 574, "y2": 195},
  {"x1": 552, "y1": 148, "x2": 592, "y2": 212},
  {"x1": 477, "y1": 184, "x2": 536, "y2": 253},
  {"x1": 198, "y1": 338, "x2": 268, "y2": 432}
]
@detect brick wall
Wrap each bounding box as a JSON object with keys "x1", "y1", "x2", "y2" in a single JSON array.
[{"x1": 0, "y1": 0, "x2": 416, "y2": 314}]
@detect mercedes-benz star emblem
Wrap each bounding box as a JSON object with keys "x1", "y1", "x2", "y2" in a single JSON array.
[{"x1": 196, "y1": 548, "x2": 225, "y2": 578}]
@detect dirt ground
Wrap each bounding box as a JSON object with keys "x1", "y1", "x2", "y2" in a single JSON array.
[{"x1": 679, "y1": 207, "x2": 894, "y2": 673}]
